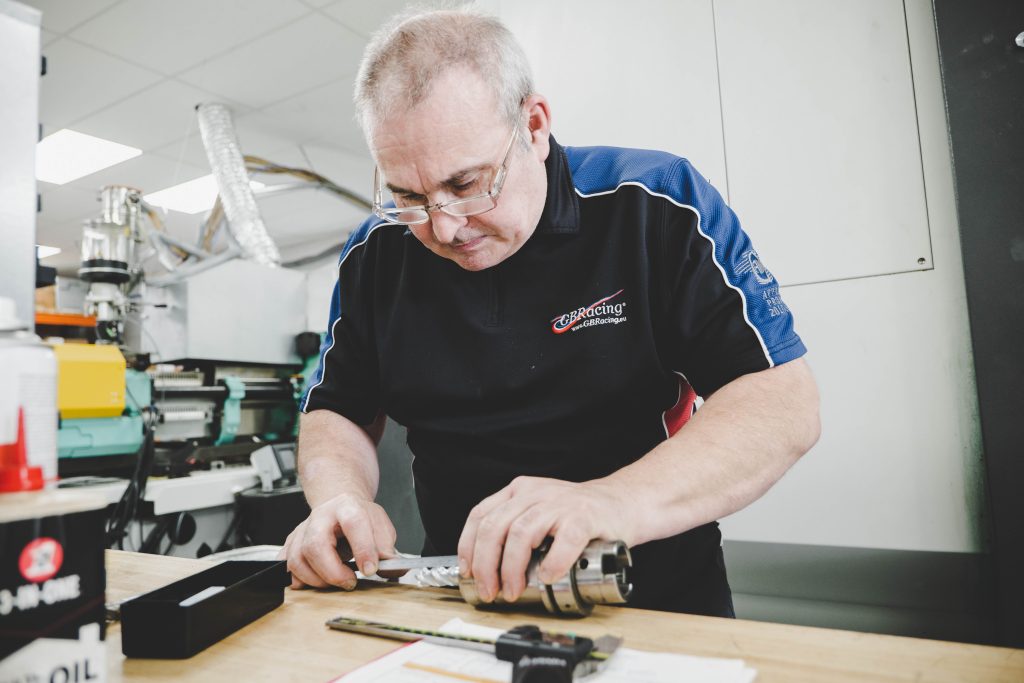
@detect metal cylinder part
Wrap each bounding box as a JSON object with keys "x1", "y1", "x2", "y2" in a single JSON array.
[
  {"x1": 457, "y1": 539, "x2": 632, "y2": 616},
  {"x1": 99, "y1": 185, "x2": 141, "y2": 226},
  {"x1": 80, "y1": 187, "x2": 144, "y2": 286},
  {"x1": 79, "y1": 219, "x2": 132, "y2": 284}
]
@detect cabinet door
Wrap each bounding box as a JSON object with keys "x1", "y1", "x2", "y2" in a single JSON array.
[
  {"x1": 0, "y1": 5, "x2": 41, "y2": 328},
  {"x1": 494, "y1": 0, "x2": 729, "y2": 191},
  {"x1": 715, "y1": 0, "x2": 931, "y2": 285}
]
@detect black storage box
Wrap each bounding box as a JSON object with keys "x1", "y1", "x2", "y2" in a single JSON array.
[{"x1": 120, "y1": 560, "x2": 288, "y2": 658}]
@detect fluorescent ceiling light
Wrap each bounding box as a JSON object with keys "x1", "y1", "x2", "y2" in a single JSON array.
[
  {"x1": 36, "y1": 245, "x2": 61, "y2": 259},
  {"x1": 36, "y1": 129, "x2": 142, "y2": 185},
  {"x1": 144, "y1": 174, "x2": 265, "y2": 215}
]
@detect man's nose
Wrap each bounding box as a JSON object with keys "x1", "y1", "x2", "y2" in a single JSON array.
[{"x1": 430, "y1": 211, "x2": 467, "y2": 244}]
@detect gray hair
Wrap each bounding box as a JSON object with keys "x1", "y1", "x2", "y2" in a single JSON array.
[{"x1": 354, "y1": 4, "x2": 534, "y2": 140}]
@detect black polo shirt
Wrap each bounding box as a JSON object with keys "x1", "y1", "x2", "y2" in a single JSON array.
[{"x1": 303, "y1": 136, "x2": 806, "y2": 616}]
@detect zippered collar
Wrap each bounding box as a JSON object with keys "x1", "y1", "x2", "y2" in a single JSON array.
[{"x1": 533, "y1": 135, "x2": 580, "y2": 236}]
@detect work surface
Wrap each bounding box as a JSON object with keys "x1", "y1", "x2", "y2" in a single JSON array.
[{"x1": 106, "y1": 551, "x2": 1023, "y2": 682}]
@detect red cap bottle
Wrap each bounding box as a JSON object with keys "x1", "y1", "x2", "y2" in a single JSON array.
[{"x1": 0, "y1": 407, "x2": 44, "y2": 492}]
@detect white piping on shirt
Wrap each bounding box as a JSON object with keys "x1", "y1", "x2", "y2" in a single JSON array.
[{"x1": 574, "y1": 181, "x2": 773, "y2": 367}]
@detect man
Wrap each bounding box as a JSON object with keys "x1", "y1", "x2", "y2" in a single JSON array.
[{"x1": 282, "y1": 7, "x2": 819, "y2": 617}]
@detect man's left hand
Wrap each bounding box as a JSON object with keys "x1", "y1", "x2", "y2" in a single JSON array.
[{"x1": 456, "y1": 476, "x2": 637, "y2": 603}]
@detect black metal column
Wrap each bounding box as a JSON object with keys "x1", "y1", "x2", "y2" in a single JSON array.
[{"x1": 933, "y1": 0, "x2": 1024, "y2": 647}]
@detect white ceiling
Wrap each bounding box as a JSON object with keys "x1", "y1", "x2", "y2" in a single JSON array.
[{"x1": 28, "y1": 0, "x2": 407, "y2": 273}]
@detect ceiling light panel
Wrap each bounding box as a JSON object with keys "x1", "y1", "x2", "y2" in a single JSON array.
[
  {"x1": 36, "y1": 129, "x2": 143, "y2": 185},
  {"x1": 143, "y1": 174, "x2": 264, "y2": 215}
]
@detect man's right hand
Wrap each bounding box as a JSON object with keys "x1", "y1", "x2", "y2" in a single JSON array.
[{"x1": 279, "y1": 492, "x2": 398, "y2": 589}]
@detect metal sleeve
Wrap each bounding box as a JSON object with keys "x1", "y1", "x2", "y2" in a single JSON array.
[{"x1": 196, "y1": 102, "x2": 280, "y2": 267}]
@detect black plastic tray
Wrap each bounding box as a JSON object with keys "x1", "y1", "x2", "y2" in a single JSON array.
[{"x1": 120, "y1": 560, "x2": 288, "y2": 658}]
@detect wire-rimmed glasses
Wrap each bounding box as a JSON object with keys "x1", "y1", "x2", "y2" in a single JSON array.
[{"x1": 372, "y1": 124, "x2": 520, "y2": 225}]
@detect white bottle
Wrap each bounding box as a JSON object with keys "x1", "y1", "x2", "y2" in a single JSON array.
[{"x1": 0, "y1": 297, "x2": 58, "y2": 486}]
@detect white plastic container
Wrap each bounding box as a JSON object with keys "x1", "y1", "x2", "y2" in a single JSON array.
[{"x1": 0, "y1": 297, "x2": 58, "y2": 486}]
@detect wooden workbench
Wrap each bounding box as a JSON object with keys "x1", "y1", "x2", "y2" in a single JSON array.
[{"x1": 105, "y1": 550, "x2": 1023, "y2": 682}]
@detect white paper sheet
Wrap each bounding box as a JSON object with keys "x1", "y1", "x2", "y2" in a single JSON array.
[{"x1": 333, "y1": 617, "x2": 757, "y2": 683}]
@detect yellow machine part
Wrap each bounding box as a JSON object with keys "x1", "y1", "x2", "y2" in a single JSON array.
[{"x1": 52, "y1": 344, "x2": 126, "y2": 419}]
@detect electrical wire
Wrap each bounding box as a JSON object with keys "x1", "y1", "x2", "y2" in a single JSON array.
[
  {"x1": 200, "y1": 197, "x2": 225, "y2": 253},
  {"x1": 105, "y1": 425, "x2": 156, "y2": 549},
  {"x1": 215, "y1": 499, "x2": 244, "y2": 553},
  {"x1": 243, "y1": 155, "x2": 372, "y2": 210},
  {"x1": 138, "y1": 153, "x2": 371, "y2": 279},
  {"x1": 184, "y1": 155, "x2": 372, "y2": 269},
  {"x1": 140, "y1": 204, "x2": 191, "y2": 263}
]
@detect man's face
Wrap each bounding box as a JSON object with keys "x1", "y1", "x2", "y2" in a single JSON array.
[{"x1": 370, "y1": 69, "x2": 550, "y2": 271}]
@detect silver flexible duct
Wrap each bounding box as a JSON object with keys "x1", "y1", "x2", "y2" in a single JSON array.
[
  {"x1": 196, "y1": 103, "x2": 280, "y2": 267},
  {"x1": 145, "y1": 245, "x2": 241, "y2": 287}
]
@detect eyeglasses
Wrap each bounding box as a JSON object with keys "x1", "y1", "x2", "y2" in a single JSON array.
[{"x1": 372, "y1": 124, "x2": 520, "y2": 225}]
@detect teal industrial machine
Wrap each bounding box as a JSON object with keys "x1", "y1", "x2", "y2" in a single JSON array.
[{"x1": 53, "y1": 340, "x2": 307, "y2": 477}]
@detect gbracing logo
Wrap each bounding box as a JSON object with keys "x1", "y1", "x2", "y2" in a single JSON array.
[{"x1": 550, "y1": 289, "x2": 628, "y2": 334}]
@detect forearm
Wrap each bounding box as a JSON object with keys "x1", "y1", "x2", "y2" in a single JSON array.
[
  {"x1": 297, "y1": 409, "x2": 385, "y2": 507},
  {"x1": 598, "y1": 359, "x2": 821, "y2": 546}
]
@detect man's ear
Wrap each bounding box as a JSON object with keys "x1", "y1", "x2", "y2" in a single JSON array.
[{"x1": 523, "y1": 93, "x2": 552, "y2": 161}]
